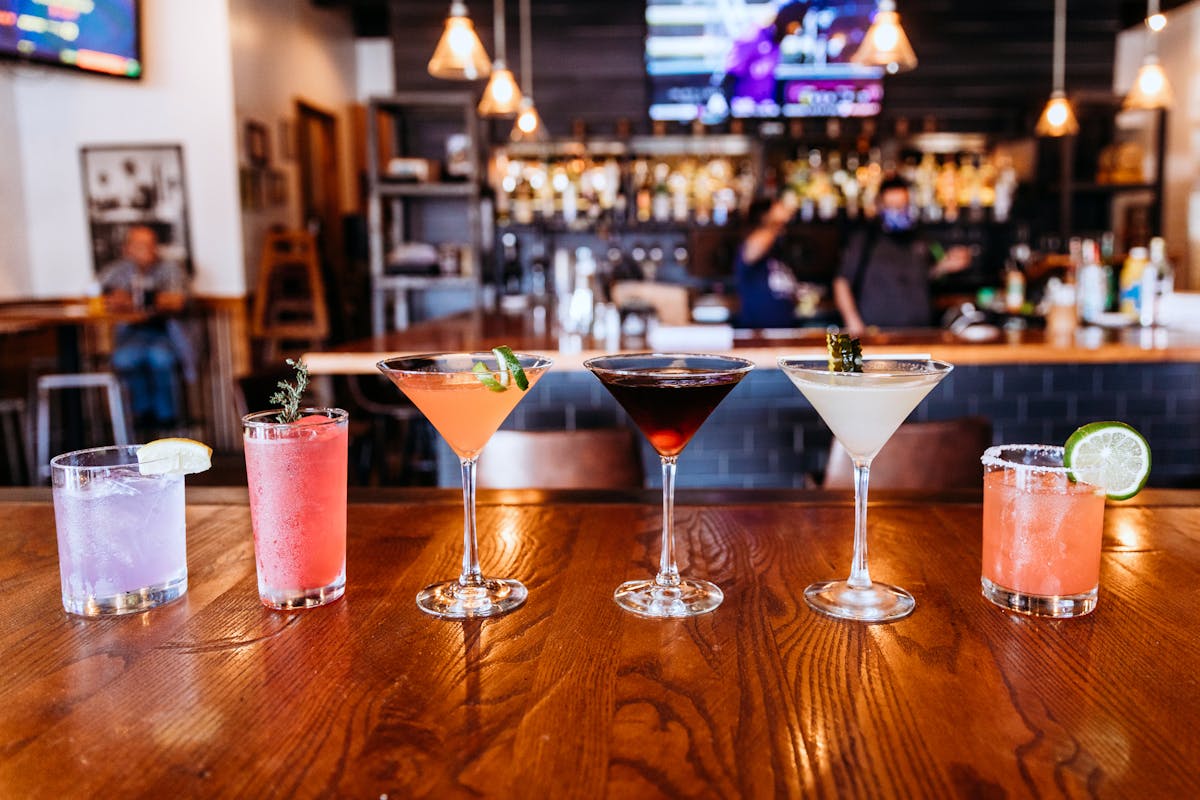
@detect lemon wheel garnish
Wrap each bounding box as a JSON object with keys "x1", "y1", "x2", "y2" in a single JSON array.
[{"x1": 137, "y1": 438, "x2": 213, "y2": 476}]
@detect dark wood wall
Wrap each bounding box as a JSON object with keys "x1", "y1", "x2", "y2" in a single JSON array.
[{"x1": 384, "y1": 0, "x2": 1145, "y2": 139}]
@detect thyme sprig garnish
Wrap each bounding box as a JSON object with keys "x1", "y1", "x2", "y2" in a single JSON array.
[{"x1": 270, "y1": 358, "x2": 310, "y2": 423}]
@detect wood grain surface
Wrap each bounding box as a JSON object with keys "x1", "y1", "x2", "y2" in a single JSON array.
[
  {"x1": 1, "y1": 487, "x2": 1198, "y2": 798},
  {"x1": 299, "y1": 309, "x2": 1200, "y2": 375}
]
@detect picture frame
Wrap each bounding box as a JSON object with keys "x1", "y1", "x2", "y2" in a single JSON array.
[
  {"x1": 267, "y1": 170, "x2": 288, "y2": 206},
  {"x1": 79, "y1": 143, "x2": 193, "y2": 274},
  {"x1": 245, "y1": 119, "x2": 270, "y2": 167},
  {"x1": 239, "y1": 167, "x2": 265, "y2": 211}
]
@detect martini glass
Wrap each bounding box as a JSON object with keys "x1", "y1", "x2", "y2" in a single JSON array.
[
  {"x1": 778, "y1": 358, "x2": 953, "y2": 622},
  {"x1": 378, "y1": 351, "x2": 552, "y2": 618},
  {"x1": 584, "y1": 353, "x2": 754, "y2": 618}
]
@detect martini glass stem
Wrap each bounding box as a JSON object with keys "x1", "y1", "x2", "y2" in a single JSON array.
[
  {"x1": 848, "y1": 458, "x2": 873, "y2": 590},
  {"x1": 459, "y1": 457, "x2": 484, "y2": 587},
  {"x1": 656, "y1": 456, "x2": 681, "y2": 587}
]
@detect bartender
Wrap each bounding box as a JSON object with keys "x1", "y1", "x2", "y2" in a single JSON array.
[
  {"x1": 833, "y1": 176, "x2": 972, "y2": 334},
  {"x1": 734, "y1": 195, "x2": 804, "y2": 328}
]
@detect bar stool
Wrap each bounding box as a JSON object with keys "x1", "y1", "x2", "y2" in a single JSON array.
[
  {"x1": 35, "y1": 373, "x2": 131, "y2": 481},
  {"x1": 822, "y1": 416, "x2": 993, "y2": 491},
  {"x1": 0, "y1": 398, "x2": 30, "y2": 485},
  {"x1": 477, "y1": 429, "x2": 644, "y2": 490}
]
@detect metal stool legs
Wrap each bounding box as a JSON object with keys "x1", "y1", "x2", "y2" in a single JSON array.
[{"x1": 36, "y1": 373, "x2": 131, "y2": 481}]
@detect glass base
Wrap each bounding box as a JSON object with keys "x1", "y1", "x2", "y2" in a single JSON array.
[
  {"x1": 416, "y1": 578, "x2": 527, "y2": 619},
  {"x1": 981, "y1": 576, "x2": 1097, "y2": 618},
  {"x1": 804, "y1": 579, "x2": 914, "y2": 622},
  {"x1": 613, "y1": 578, "x2": 723, "y2": 618},
  {"x1": 64, "y1": 573, "x2": 187, "y2": 617},
  {"x1": 260, "y1": 575, "x2": 346, "y2": 610}
]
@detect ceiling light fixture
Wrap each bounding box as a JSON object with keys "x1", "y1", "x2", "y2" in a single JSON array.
[
  {"x1": 1035, "y1": 0, "x2": 1079, "y2": 136},
  {"x1": 510, "y1": 0, "x2": 546, "y2": 141},
  {"x1": 1125, "y1": 0, "x2": 1173, "y2": 109},
  {"x1": 427, "y1": 1, "x2": 491, "y2": 81},
  {"x1": 851, "y1": 0, "x2": 917, "y2": 74},
  {"x1": 478, "y1": 0, "x2": 523, "y2": 116}
]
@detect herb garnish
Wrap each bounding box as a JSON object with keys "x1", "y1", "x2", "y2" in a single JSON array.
[
  {"x1": 826, "y1": 333, "x2": 864, "y2": 373},
  {"x1": 270, "y1": 357, "x2": 310, "y2": 423}
]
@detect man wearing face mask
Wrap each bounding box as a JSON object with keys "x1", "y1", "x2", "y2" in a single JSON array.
[{"x1": 833, "y1": 176, "x2": 972, "y2": 336}]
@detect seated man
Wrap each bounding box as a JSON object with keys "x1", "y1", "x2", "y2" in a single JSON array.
[{"x1": 98, "y1": 226, "x2": 193, "y2": 432}]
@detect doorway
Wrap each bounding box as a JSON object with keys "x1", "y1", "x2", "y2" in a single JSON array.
[{"x1": 295, "y1": 99, "x2": 349, "y2": 339}]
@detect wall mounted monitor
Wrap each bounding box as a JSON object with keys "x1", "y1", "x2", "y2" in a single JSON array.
[
  {"x1": 0, "y1": 0, "x2": 142, "y2": 79},
  {"x1": 646, "y1": 0, "x2": 883, "y2": 122}
]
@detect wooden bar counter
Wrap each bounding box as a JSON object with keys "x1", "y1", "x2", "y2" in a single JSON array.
[
  {"x1": 2, "y1": 486, "x2": 1198, "y2": 797},
  {"x1": 303, "y1": 308, "x2": 1200, "y2": 374}
]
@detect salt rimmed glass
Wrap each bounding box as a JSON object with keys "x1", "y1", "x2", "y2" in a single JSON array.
[{"x1": 981, "y1": 444, "x2": 1106, "y2": 617}]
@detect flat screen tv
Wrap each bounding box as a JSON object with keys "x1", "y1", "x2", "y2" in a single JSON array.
[
  {"x1": 646, "y1": 0, "x2": 883, "y2": 122},
  {"x1": 0, "y1": 0, "x2": 141, "y2": 79}
]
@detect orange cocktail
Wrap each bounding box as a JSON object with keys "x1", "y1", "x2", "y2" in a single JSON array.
[
  {"x1": 981, "y1": 445, "x2": 1106, "y2": 617},
  {"x1": 378, "y1": 351, "x2": 551, "y2": 619}
]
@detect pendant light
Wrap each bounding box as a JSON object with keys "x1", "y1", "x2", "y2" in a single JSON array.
[
  {"x1": 478, "y1": 0, "x2": 523, "y2": 116},
  {"x1": 1124, "y1": 0, "x2": 1173, "y2": 109},
  {"x1": 1035, "y1": 0, "x2": 1079, "y2": 137},
  {"x1": 510, "y1": 0, "x2": 546, "y2": 141},
  {"x1": 851, "y1": 0, "x2": 917, "y2": 74},
  {"x1": 428, "y1": 1, "x2": 491, "y2": 81}
]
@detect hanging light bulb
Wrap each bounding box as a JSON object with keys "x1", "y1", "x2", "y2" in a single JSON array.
[
  {"x1": 1145, "y1": 0, "x2": 1167, "y2": 32},
  {"x1": 851, "y1": 0, "x2": 917, "y2": 74},
  {"x1": 428, "y1": 1, "x2": 491, "y2": 80},
  {"x1": 509, "y1": 0, "x2": 546, "y2": 140},
  {"x1": 1036, "y1": 91, "x2": 1080, "y2": 136},
  {"x1": 1125, "y1": 1, "x2": 1173, "y2": 109},
  {"x1": 511, "y1": 96, "x2": 546, "y2": 141},
  {"x1": 479, "y1": 61, "x2": 523, "y2": 115},
  {"x1": 1125, "y1": 55, "x2": 1173, "y2": 109},
  {"x1": 1036, "y1": 0, "x2": 1078, "y2": 137},
  {"x1": 478, "y1": 0, "x2": 523, "y2": 115}
]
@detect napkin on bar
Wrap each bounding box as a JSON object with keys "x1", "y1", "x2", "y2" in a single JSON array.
[{"x1": 647, "y1": 324, "x2": 735, "y2": 352}]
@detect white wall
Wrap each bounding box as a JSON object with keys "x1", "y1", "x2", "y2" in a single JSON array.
[
  {"x1": 0, "y1": 74, "x2": 33, "y2": 298},
  {"x1": 355, "y1": 38, "x2": 396, "y2": 102},
  {"x1": 1115, "y1": 2, "x2": 1200, "y2": 287},
  {"x1": 2, "y1": 1, "x2": 245, "y2": 299},
  {"x1": 228, "y1": 0, "x2": 359, "y2": 288}
]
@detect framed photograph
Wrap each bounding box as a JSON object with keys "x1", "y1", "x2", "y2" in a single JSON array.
[
  {"x1": 240, "y1": 167, "x2": 265, "y2": 210},
  {"x1": 245, "y1": 119, "x2": 270, "y2": 167},
  {"x1": 267, "y1": 170, "x2": 288, "y2": 206},
  {"x1": 80, "y1": 143, "x2": 193, "y2": 273}
]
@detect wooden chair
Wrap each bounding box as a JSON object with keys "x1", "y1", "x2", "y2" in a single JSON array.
[
  {"x1": 477, "y1": 428, "x2": 644, "y2": 490},
  {"x1": 822, "y1": 416, "x2": 993, "y2": 491},
  {"x1": 251, "y1": 230, "x2": 329, "y2": 361},
  {"x1": 609, "y1": 281, "x2": 691, "y2": 326}
]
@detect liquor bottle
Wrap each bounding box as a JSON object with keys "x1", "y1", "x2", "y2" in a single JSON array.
[
  {"x1": 1099, "y1": 232, "x2": 1117, "y2": 311},
  {"x1": 651, "y1": 162, "x2": 671, "y2": 222},
  {"x1": 634, "y1": 160, "x2": 652, "y2": 223},
  {"x1": 1145, "y1": 236, "x2": 1173, "y2": 327},
  {"x1": 1004, "y1": 260, "x2": 1026, "y2": 314},
  {"x1": 1119, "y1": 246, "x2": 1149, "y2": 320},
  {"x1": 512, "y1": 175, "x2": 534, "y2": 225},
  {"x1": 1076, "y1": 239, "x2": 1107, "y2": 322}
]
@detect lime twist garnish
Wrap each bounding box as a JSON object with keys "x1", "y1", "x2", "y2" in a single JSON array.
[
  {"x1": 137, "y1": 438, "x2": 213, "y2": 476},
  {"x1": 472, "y1": 346, "x2": 529, "y2": 392},
  {"x1": 826, "y1": 333, "x2": 863, "y2": 373},
  {"x1": 1064, "y1": 421, "x2": 1151, "y2": 501}
]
